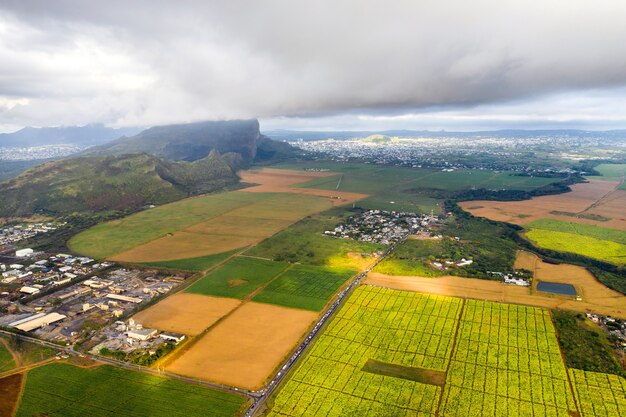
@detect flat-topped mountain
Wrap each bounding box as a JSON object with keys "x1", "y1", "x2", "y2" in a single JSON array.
[{"x1": 85, "y1": 119, "x2": 261, "y2": 162}]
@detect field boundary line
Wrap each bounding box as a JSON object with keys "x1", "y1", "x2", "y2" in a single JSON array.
[
  {"x1": 158, "y1": 263, "x2": 294, "y2": 372},
  {"x1": 434, "y1": 298, "x2": 465, "y2": 417},
  {"x1": 549, "y1": 310, "x2": 581, "y2": 417}
]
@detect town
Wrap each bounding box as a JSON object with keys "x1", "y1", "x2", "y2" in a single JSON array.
[
  {"x1": 324, "y1": 209, "x2": 439, "y2": 245},
  {"x1": 0, "y1": 222, "x2": 65, "y2": 248}
]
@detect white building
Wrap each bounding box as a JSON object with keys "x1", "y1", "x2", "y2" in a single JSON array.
[{"x1": 15, "y1": 248, "x2": 34, "y2": 257}]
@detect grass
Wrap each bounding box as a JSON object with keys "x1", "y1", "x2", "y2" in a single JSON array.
[
  {"x1": 0, "y1": 342, "x2": 16, "y2": 372},
  {"x1": 552, "y1": 310, "x2": 624, "y2": 377},
  {"x1": 185, "y1": 256, "x2": 289, "y2": 299},
  {"x1": 16, "y1": 363, "x2": 246, "y2": 417},
  {"x1": 362, "y1": 359, "x2": 446, "y2": 386},
  {"x1": 136, "y1": 249, "x2": 240, "y2": 271},
  {"x1": 252, "y1": 264, "x2": 355, "y2": 311},
  {"x1": 527, "y1": 218, "x2": 626, "y2": 245},
  {"x1": 374, "y1": 240, "x2": 445, "y2": 277},
  {"x1": 69, "y1": 190, "x2": 264, "y2": 259},
  {"x1": 526, "y1": 228, "x2": 626, "y2": 265},
  {"x1": 276, "y1": 162, "x2": 559, "y2": 213},
  {"x1": 244, "y1": 207, "x2": 384, "y2": 271}
]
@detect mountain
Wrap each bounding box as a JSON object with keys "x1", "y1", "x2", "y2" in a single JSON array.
[
  {"x1": 0, "y1": 152, "x2": 237, "y2": 217},
  {"x1": 0, "y1": 124, "x2": 141, "y2": 148},
  {"x1": 85, "y1": 119, "x2": 262, "y2": 162}
]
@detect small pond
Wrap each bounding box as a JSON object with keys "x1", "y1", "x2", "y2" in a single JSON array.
[{"x1": 537, "y1": 281, "x2": 577, "y2": 296}]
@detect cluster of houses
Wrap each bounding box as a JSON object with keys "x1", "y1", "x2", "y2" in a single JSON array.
[
  {"x1": 324, "y1": 210, "x2": 438, "y2": 245},
  {"x1": 490, "y1": 271, "x2": 531, "y2": 287},
  {"x1": 1, "y1": 251, "x2": 110, "y2": 299},
  {"x1": 0, "y1": 222, "x2": 64, "y2": 247},
  {"x1": 431, "y1": 258, "x2": 475, "y2": 270},
  {"x1": 586, "y1": 313, "x2": 626, "y2": 352}
]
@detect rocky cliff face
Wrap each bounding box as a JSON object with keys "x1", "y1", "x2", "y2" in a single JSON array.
[{"x1": 85, "y1": 119, "x2": 261, "y2": 162}]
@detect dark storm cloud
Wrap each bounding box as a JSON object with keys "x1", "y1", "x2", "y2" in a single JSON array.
[{"x1": 1, "y1": 0, "x2": 626, "y2": 130}]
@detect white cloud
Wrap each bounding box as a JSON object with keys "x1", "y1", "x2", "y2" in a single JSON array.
[{"x1": 1, "y1": 0, "x2": 626, "y2": 131}]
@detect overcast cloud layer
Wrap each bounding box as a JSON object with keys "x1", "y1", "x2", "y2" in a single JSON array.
[{"x1": 1, "y1": 0, "x2": 626, "y2": 132}]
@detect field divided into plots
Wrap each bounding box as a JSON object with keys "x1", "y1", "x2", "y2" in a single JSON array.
[
  {"x1": 268, "y1": 286, "x2": 585, "y2": 417},
  {"x1": 440, "y1": 300, "x2": 576, "y2": 416},
  {"x1": 569, "y1": 369, "x2": 626, "y2": 417},
  {"x1": 268, "y1": 286, "x2": 463, "y2": 416}
]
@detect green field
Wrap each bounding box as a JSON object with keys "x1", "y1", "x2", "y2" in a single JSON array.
[
  {"x1": 275, "y1": 162, "x2": 559, "y2": 214},
  {"x1": 245, "y1": 208, "x2": 383, "y2": 270},
  {"x1": 569, "y1": 369, "x2": 626, "y2": 417},
  {"x1": 69, "y1": 191, "x2": 264, "y2": 259},
  {"x1": 527, "y1": 218, "x2": 626, "y2": 245},
  {"x1": 16, "y1": 363, "x2": 246, "y2": 417},
  {"x1": 185, "y1": 256, "x2": 289, "y2": 299},
  {"x1": 137, "y1": 249, "x2": 240, "y2": 271},
  {"x1": 0, "y1": 342, "x2": 15, "y2": 372},
  {"x1": 268, "y1": 286, "x2": 462, "y2": 416},
  {"x1": 374, "y1": 240, "x2": 445, "y2": 277},
  {"x1": 440, "y1": 300, "x2": 576, "y2": 416},
  {"x1": 525, "y1": 229, "x2": 626, "y2": 265},
  {"x1": 268, "y1": 286, "x2": 581, "y2": 417},
  {"x1": 253, "y1": 264, "x2": 355, "y2": 311}
]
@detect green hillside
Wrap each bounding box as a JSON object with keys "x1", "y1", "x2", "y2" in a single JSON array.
[{"x1": 0, "y1": 151, "x2": 238, "y2": 217}]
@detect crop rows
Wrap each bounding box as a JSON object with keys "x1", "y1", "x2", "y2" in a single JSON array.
[
  {"x1": 440, "y1": 300, "x2": 577, "y2": 416},
  {"x1": 569, "y1": 369, "x2": 626, "y2": 417},
  {"x1": 268, "y1": 286, "x2": 463, "y2": 416},
  {"x1": 253, "y1": 264, "x2": 355, "y2": 311}
]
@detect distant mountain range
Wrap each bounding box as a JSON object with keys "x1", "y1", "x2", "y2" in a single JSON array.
[
  {"x1": 0, "y1": 124, "x2": 142, "y2": 148},
  {"x1": 264, "y1": 129, "x2": 626, "y2": 141},
  {"x1": 84, "y1": 119, "x2": 261, "y2": 161}
]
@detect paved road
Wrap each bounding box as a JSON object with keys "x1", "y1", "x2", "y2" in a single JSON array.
[
  {"x1": 244, "y1": 236, "x2": 407, "y2": 417},
  {"x1": 0, "y1": 235, "x2": 406, "y2": 415}
]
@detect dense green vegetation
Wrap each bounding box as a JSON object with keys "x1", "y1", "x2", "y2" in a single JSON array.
[
  {"x1": 253, "y1": 264, "x2": 355, "y2": 311},
  {"x1": 0, "y1": 151, "x2": 238, "y2": 218},
  {"x1": 376, "y1": 211, "x2": 520, "y2": 279},
  {"x1": 137, "y1": 249, "x2": 239, "y2": 271},
  {"x1": 527, "y1": 218, "x2": 626, "y2": 245},
  {"x1": 185, "y1": 256, "x2": 288, "y2": 299},
  {"x1": 526, "y1": 229, "x2": 626, "y2": 265},
  {"x1": 245, "y1": 207, "x2": 383, "y2": 271},
  {"x1": 16, "y1": 363, "x2": 246, "y2": 417},
  {"x1": 552, "y1": 310, "x2": 624, "y2": 377},
  {"x1": 69, "y1": 191, "x2": 263, "y2": 259}
]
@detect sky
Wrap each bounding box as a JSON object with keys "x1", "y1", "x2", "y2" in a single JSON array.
[{"x1": 1, "y1": 0, "x2": 626, "y2": 133}]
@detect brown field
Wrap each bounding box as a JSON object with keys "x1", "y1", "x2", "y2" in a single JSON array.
[
  {"x1": 366, "y1": 262, "x2": 626, "y2": 319},
  {"x1": 112, "y1": 168, "x2": 366, "y2": 263},
  {"x1": 239, "y1": 168, "x2": 368, "y2": 206},
  {"x1": 165, "y1": 302, "x2": 317, "y2": 389},
  {"x1": 133, "y1": 293, "x2": 240, "y2": 336},
  {"x1": 459, "y1": 179, "x2": 626, "y2": 230},
  {"x1": 521, "y1": 250, "x2": 626, "y2": 315},
  {"x1": 0, "y1": 373, "x2": 23, "y2": 417}
]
